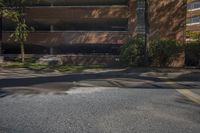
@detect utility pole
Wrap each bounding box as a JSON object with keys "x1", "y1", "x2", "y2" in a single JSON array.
[{"x1": 144, "y1": 0, "x2": 149, "y2": 66}]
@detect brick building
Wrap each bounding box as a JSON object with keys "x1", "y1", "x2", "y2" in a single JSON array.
[
  {"x1": 1, "y1": 0, "x2": 187, "y2": 55},
  {"x1": 187, "y1": 0, "x2": 200, "y2": 32},
  {"x1": 186, "y1": 0, "x2": 200, "y2": 42}
]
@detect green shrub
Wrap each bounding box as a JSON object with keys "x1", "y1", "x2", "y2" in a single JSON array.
[
  {"x1": 186, "y1": 31, "x2": 200, "y2": 42},
  {"x1": 149, "y1": 39, "x2": 183, "y2": 67},
  {"x1": 185, "y1": 42, "x2": 200, "y2": 66},
  {"x1": 120, "y1": 36, "x2": 145, "y2": 66}
]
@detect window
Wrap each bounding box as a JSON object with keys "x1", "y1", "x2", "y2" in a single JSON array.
[
  {"x1": 187, "y1": 16, "x2": 200, "y2": 24},
  {"x1": 188, "y1": 1, "x2": 200, "y2": 10}
]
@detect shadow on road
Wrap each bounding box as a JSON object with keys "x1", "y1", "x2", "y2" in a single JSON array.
[
  {"x1": 0, "y1": 69, "x2": 160, "y2": 87},
  {"x1": 0, "y1": 68, "x2": 199, "y2": 98}
]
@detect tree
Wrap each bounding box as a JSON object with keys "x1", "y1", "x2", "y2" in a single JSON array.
[
  {"x1": 0, "y1": 0, "x2": 18, "y2": 57},
  {"x1": 10, "y1": 18, "x2": 29, "y2": 63},
  {"x1": 0, "y1": 0, "x2": 29, "y2": 63}
]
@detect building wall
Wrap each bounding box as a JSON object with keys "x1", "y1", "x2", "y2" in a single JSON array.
[
  {"x1": 149, "y1": 0, "x2": 186, "y2": 42},
  {"x1": 2, "y1": 0, "x2": 186, "y2": 50},
  {"x1": 186, "y1": 0, "x2": 200, "y2": 32},
  {"x1": 3, "y1": 32, "x2": 129, "y2": 46},
  {"x1": 3, "y1": 0, "x2": 131, "y2": 47}
]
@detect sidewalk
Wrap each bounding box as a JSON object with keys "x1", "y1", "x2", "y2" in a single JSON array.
[{"x1": 0, "y1": 67, "x2": 200, "y2": 80}]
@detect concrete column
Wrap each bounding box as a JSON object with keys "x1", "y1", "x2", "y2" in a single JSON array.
[
  {"x1": 50, "y1": 47, "x2": 54, "y2": 55},
  {"x1": 0, "y1": 41, "x2": 3, "y2": 63},
  {"x1": 0, "y1": 42, "x2": 1, "y2": 55},
  {"x1": 128, "y1": 0, "x2": 137, "y2": 37},
  {"x1": 50, "y1": 25, "x2": 54, "y2": 32},
  {"x1": 0, "y1": 16, "x2": 2, "y2": 56},
  {"x1": 0, "y1": 16, "x2": 3, "y2": 63},
  {"x1": 0, "y1": 44, "x2": 3, "y2": 63},
  {"x1": 50, "y1": 24, "x2": 55, "y2": 54}
]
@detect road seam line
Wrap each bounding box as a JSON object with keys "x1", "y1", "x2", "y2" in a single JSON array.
[
  {"x1": 176, "y1": 89, "x2": 200, "y2": 104},
  {"x1": 160, "y1": 77, "x2": 200, "y2": 105}
]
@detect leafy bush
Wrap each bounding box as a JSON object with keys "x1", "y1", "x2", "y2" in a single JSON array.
[
  {"x1": 186, "y1": 31, "x2": 200, "y2": 42},
  {"x1": 120, "y1": 36, "x2": 145, "y2": 66},
  {"x1": 185, "y1": 42, "x2": 200, "y2": 66},
  {"x1": 149, "y1": 39, "x2": 183, "y2": 67}
]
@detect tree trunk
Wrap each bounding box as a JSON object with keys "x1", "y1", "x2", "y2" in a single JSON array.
[{"x1": 20, "y1": 42, "x2": 25, "y2": 63}]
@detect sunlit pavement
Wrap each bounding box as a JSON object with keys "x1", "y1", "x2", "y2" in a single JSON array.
[{"x1": 0, "y1": 68, "x2": 200, "y2": 133}]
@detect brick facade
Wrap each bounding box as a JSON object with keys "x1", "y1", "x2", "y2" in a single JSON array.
[
  {"x1": 187, "y1": 0, "x2": 200, "y2": 32},
  {"x1": 2, "y1": 0, "x2": 187, "y2": 50},
  {"x1": 149, "y1": 0, "x2": 186, "y2": 41}
]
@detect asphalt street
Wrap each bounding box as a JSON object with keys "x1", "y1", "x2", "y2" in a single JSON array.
[{"x1": 0, "y1": 68, "x2": 200, "y2": 133}]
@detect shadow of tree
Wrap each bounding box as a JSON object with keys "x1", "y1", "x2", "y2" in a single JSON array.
[
  {"x1": 0, "y1": 68, "x2": 160, "y2": 88},
  {"x1": 172, "y1": 72, "x2": 200, "y2": 82},
  {"x1": 0, "y1": 68, "x2": 199, "y2": 98}
]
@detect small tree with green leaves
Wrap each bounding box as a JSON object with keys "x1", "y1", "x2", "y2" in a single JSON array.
[
  {"x1": 0, "y1": 0, "x2": 29, "y2": 63},
  {"x1": 10, "y1": 19, "x2": 29, "y2": 63},
  {"x1": 186, "y1": 31, "x2": 200, "y2": 42}
]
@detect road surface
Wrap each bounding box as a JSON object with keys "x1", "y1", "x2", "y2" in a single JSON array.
[{"x1": 0, "y1": 68, "x2": 200, "y2": 133}]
